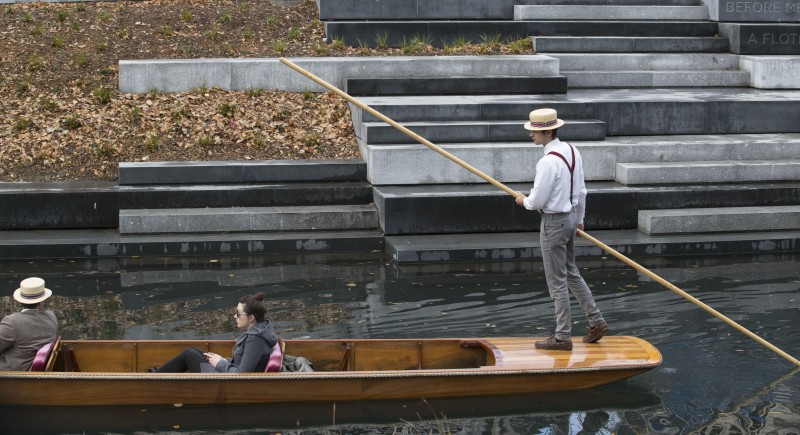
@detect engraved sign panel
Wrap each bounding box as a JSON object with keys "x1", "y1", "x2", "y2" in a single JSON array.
[{"x1": 713, "y1": 0, "x2": 800, "y2": 22}]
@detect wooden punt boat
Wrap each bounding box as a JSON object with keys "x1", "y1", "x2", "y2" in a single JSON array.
[{"x1": 0, "y1": 336, "x2": 661, "y2": 406}]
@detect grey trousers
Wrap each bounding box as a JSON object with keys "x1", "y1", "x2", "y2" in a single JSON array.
[{"x1": 540, "y1": 211, "x2": 604, "y2": 341}]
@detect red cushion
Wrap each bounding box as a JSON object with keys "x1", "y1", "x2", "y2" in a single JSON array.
[
  {"x1": 265, "y1": 342, "x2": 282, "y2": 372},
  {"x1": 29, "y1": 341, "x2": 53, "y2": 372}
]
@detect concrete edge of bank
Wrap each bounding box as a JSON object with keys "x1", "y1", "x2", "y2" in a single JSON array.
[{"x1": 0, "y1": 228, "x2": 796, "y2": 262}]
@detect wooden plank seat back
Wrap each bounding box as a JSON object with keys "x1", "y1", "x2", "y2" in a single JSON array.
[
  {"x1": 283, "y1": 339, "x2": 488, "y2": 372},
  {"x1": 282, "y1": 340, "x2": 351, "y2": 372},
  {"x1": 29, "y1": 336, "x2": 60, "y2": 372},
  {"x1": 61, "y1": 340, "x2": 231, "y2": 373},
  {"x1": 321, "y1": 340, "x2": 489, "y2": 372},
  {"x1": 56, "y1": 339, "x2": 489, "y2": 373},
  {"x1": 265, "y1": 338, "x2": 284, "y2": 372},
  {"x1": 44, "y1": 336, "x2": 62, "y2": 372}
]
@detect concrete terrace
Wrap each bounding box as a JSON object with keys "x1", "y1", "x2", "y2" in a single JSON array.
[{"x1": 1, "y1": 0, "x2": 800, "y2": 262}]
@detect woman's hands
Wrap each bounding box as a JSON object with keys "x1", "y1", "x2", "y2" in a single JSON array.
[{"x1": 203, "y1": 352, "x2": 224, "y2": 367}]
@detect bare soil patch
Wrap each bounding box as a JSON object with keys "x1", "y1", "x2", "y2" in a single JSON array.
[{"x1": 1, "y1": 0, "x2": 532, "y2": 181}]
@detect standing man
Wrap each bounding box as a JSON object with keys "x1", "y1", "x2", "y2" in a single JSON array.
[
  {"x1": 0, "y1": 277, "x2": 58, "y2": 370},
  {"x1": 514, "y1": 108, "x2": 608, "y2": 351}
]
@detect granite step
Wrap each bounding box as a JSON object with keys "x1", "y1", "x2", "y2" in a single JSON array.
[
  {"x1": 720, "y1": 23, "x2": 800, "y2": 55},
  {"x1": 385, "y1": 230, "x2": 799, "y2": 263},
  {"x1": 119, "y1": 56, "x2": 558, "y2": 94},
  {"x1": 638, "y1": 206, "x2": 800, "y2": 235},
  {"x1": 119, "y1": 182, "x2": 374, "y2": 210},
  {"x1": 551, "y1": 53, "x2": 749, "y2": 87},
  {"x1": 553, "y1": 53, "x2": 742, "y2": 71},
  {"x1": 518, "y1": 0, "x2": 702, "y2": 5},
  {"x1": 357, "y1": 119, "x2": 606, "y2": 144},
  {"x1": 353, "y1": 89, "x2": 800, "y2": 135},
  {"x1": 515, "y1": 5, "x2": 709, "y2": 21},
  {"x1": 323, "y1": 21, "x2": 719, "y2": 48},
  {"x1": 564, "y1": 71, "x2": 750, "y2": 88},
  {"x1": 373, "y1": 182, "x2": 800, "y2": 235},
  {"x1": 0, "y1": 229, "x2": 385, "y2": 259},
  {"x1": 118, "y1": 160, "x2": 366, "y2": 185},
  {"x1": 532, "y1": 36, "x2": 729, "y2": 53},
  {"x1": 0, "y1": 181, "x2": 118, "y2": 230},
  {"x1": 345, "y1": 76, "x2": 566, "y2": 96},
  {"x1": 360, "y1": 134, "x2": 800, "y2": 185},
  {"x1": 317, "y1": 0, "x2": 514, "y2": 20},
  {"x1": 616, "y1": 160, "x2": 800, "y2": 185},
  {"x1": 119, "y1": 205, "x2": 380, "y2": 235}
]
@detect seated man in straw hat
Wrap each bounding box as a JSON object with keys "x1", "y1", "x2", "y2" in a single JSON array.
[
  {"x1": 0, "y1": 277, "x2": 58, "y2": 371},
  {"x1": 514, "y1": 108, "x2": 609, "y2": 351}
]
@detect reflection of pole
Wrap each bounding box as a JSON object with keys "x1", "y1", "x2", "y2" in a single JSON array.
[
  {"x1": 278, "y1": 57, "x2": 800, "y2": 367},
  {"x1": 690, "y1": 366, "x2": 800, "y2": 433}
]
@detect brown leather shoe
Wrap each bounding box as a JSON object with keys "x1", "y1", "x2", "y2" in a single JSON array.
[
  {"x1": 535, "y1": 336, "x2": 573, "y2": 351},
  {"x1": 583, "y1": 320, "x2": 609, "y2": 343}
]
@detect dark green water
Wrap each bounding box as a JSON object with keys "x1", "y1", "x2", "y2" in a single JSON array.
[{"x1": 0, "y1": 252, "x2": 798, "y2": 434}]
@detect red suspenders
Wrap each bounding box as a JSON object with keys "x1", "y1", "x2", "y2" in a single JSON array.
[{"x1": 546, "y1": 143, "x2": 575, "y2": 201}]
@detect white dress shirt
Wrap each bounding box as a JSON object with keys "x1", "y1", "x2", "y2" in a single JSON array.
[{"x1": 522, "y1": 138, "x2": 588, "y2": 224}]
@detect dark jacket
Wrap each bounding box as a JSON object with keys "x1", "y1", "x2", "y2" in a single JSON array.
[
  {"x1": 0, "y1": 310, "x2": 58, "y2": 371},
  {"x1": 205, "y1": 320, "x2": 278, "y2": 373}
]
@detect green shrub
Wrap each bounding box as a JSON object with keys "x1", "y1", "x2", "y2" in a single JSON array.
[
  {"x1": 92, "y1": 87, "x2": 113, "y2": 105},
  {"x1": 63, "y1": 115, "x2": 82, "y2": 130},
  {"x1": 144, "y1": 135, "x2": 159, "y2": 151},
  {"x1": 74, "y1": 52, "x2": 88, "y2": 67},
  {"x1": 219, "y1": 103, "x2": 237, "y2": 118},
  {"x1": 196, "y1": 134, "x2": 213, "y2": 147}
]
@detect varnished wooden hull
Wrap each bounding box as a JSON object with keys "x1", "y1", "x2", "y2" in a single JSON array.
[{"x1": 0, "y1": 336, "x2": 661, "y2": 406}]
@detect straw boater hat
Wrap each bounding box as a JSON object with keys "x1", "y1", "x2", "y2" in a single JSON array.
[
  {"x1": 524, "y1": 108, "x2": 565, "y2": 131},
  {"x1": 13, "y1": 277, "x2": 52, "y2": 304}
]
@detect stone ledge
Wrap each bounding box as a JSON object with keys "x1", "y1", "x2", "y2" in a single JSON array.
[
  {"x1": 118, "y1": 160, "x2": 367, "y2": 185},
  {"x1": 374, "y1": 182, "x2": 800, "y2": 234},
  {"x1": 119, "y1": 205, "x2": 379, "y2": 234},
  {"x1": 719, "y1": 23, "x2": 800, "y2": 54},
  {"x1": 564, "y1": 70, "x2": 751, "y2": 88},
  {"x1": 740, "y1": 55, "x2": 800, "y2": 88},
  {"x1": 317, "y1": 0, "x2": 514, "y2": 20},
  {"x1": 357, "y1": 119, "x2": 606, "y2": 144},
  {"x1": 360, "y1": 134, "x2": 800, "y2": 185},
  {"x1": 119, "y1": 56, "x2": 559, "y2": 94},
  {"x1": 515, "y1": 5, "x2": 709, "y2": 21},
  {"x1": 345, "y1": 76, "x2": 568, "y2": 96},
  {"x1": 532, "y1": 36, "x2": 729, "y2": 53},
  {"x1": 703, "y1": 0, "x2": 800, "y2": 22},
  {"x1": 552, "y1": 53, "x2": 742, "y2": 71},
  {"x1": 0, "y1": 182, "x2": 118, "y2": 230},
  {"x1": 386, "y1": 230, "x2": 800, "y2": 263},
  {"x1": 639, "y1": 206, "x2": 800, "y2": 234},
  {"x1": 616, "y1": 160, "x2": 800, "y2": 185},
  {"x1": 0, "y1": 229, "x2": 385, "y2": 259}
]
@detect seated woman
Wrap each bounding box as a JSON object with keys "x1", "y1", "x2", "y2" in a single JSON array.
[{"x1": 151, "y1": 292, "x2": 278, "y2": 373}]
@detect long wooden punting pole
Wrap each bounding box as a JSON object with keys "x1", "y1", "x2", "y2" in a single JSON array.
[{"x1": 278, "y1": 57, "x2": 800, "y2": 367}]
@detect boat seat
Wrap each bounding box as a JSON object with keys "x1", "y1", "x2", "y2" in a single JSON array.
[
  {"x1": 265, "y1": 338, "x2": 284, "y2": 372},
  {"x1": 30, "y1": 336, "x2": 60, "y2": 372}
]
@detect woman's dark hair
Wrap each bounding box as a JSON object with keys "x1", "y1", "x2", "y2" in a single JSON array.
[
  {"x1": 239, "y1": 292, "x2": 268, "y2": 323},
  {"x1": 549, "y1": 128, "x2": 559, "y2": 139},
  {"x1": 20, "y1": 302, "x2": 39, "y2": 310}
]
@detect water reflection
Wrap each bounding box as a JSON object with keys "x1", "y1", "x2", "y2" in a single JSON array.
[{"x1": 0, "y1": 253, "x2": 798, "y2": 434}]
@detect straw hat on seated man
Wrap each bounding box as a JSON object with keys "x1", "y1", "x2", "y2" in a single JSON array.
[{"x1": 0, "y1": 277, "x2": 58, "y2": 371}]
